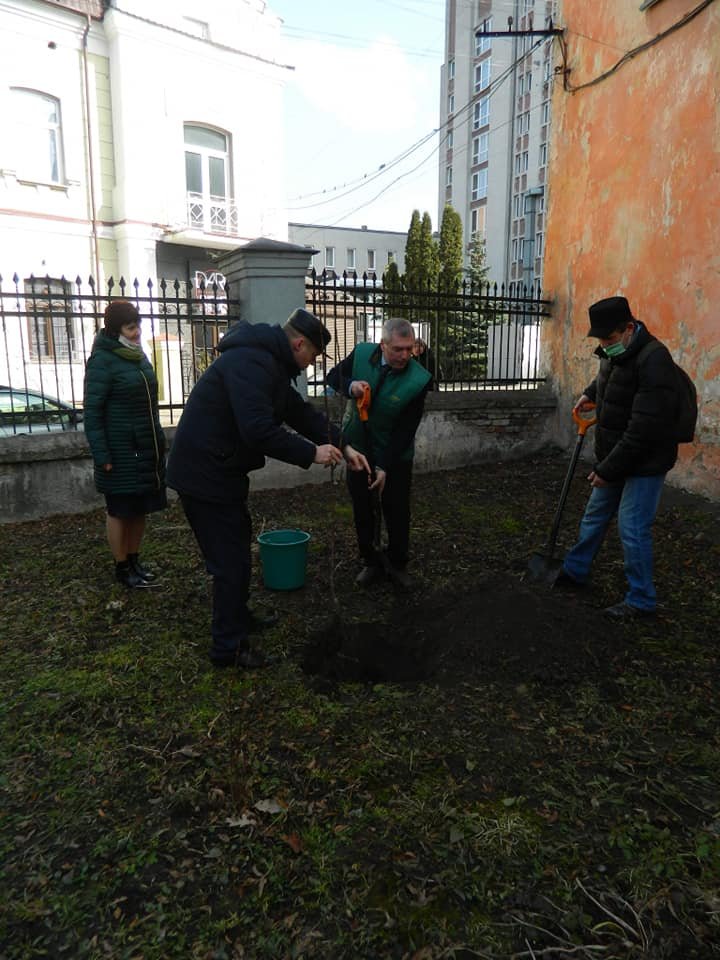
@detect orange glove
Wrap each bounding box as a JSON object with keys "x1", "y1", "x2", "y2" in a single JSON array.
[{"x1": 356, "y1": 384, "x2": 371, "y2": 422}]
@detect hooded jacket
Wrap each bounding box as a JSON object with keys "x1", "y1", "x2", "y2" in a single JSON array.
[
  {"x1": 584, "y1": 324, "x2": 678, "y2": 482},
  {"x1": 166, "y1": 321, "x2": 340, "y2": 502},
  {"x1": 83, "y1": 332, "x2": 165, "y2": 495}
]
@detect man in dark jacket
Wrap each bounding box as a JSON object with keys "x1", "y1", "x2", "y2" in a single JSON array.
[
  {"x1": 167, "y1": 309, "x2": 368, "y2": 668},
  {"x1": 326, "y1": 317, "x2": 431, "y2": 590},
  {"x1": 553, "y1": 296, "x2": 678, "y2": 618}
]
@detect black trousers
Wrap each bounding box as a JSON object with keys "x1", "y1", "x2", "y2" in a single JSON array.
[
  {"x1": 347, "y1": 461, "x2": 413, "y2": 569},
  {"x1": 180, "y1": 493, "x2": 252, "y2": 661}
]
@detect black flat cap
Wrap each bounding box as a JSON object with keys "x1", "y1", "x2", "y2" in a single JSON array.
[
  {"x1": 287, "y1": 308, "x2": 331, "y2": 352},
  {"x1": 587, "y1": 296, "x2": 633, "y2": 338}
]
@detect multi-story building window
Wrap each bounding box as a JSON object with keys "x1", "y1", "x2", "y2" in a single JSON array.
[
  {"x1": 347, "y1": 248, "x2": 356, "y2": 270},
  {"x1": 387, "y1": 251, "x2": 396, "y2": 264},
  {"x1": 446, "y1": 166, "x2": 453, "y2": 187},
  {"x1": 471, "y1": 169, "x2": 488, "y2": 201},
  {"x1": 11, "y1": 88, "x2": 64, "y2": 184},
  {"x1": 324, "y1": 246, "x2": 335, "y2": 268},
  {"x1": 539, "y1": 143, "x2": 548, "y2": 167},
  {"x1": 470, "y1": 206, "x2": 487, "y2": 239},
  {"x1": 475, "y1": 17, "x2": 492, "y2": 56},
  {"x1": 448, "y1": 58, "x2": 455, "y2": 80},
  {"x1": 474, "y1": 60, "x2": 491, "y2": 93},
  {"x1": 473, "y1": 96, "x2": 490, "y2": 129},
  {"x1": 448, "y1": 93, "x2": 455, "y2": 115},
  {"x1": 184, "y1": 124, "x2": 233, "y2": 233},
  {"x1": 447, "y1": 129, "x2": 454, "y2": 149},
  {"x1": 472, "y1": 133, "x2": 488, "y2": 166},
  {"x1": 367, "y1": 249, "x2": 376, "y2": 271}
]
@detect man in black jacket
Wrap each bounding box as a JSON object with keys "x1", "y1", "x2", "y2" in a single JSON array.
[
  {"x1": 167, "y1": 309, "x2": 368, "y2": 668},
  {"x1": 553, "y1": 296, "x2": 679, "y2": 618}
]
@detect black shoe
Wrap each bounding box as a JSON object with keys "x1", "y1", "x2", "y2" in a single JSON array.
[
  {"x1": 211, "y1": 648, "x2": 277, "y2": 669},
  {"x1": 552, "y1": 569, "x2": 586, "y2": 591},
  {"x1": 248, "y1": 609, "x2": 280, "y2": 633},
  {"x1": 115, "y1": 562, "x2": 156, "y2": 589},
  {"x1": 355, "y1": 565, "x2": 384, "y2": 587},
  {"x1": 128, "y1": 553, "x2": 156, "y2": 583},
  {"x1": 385, "y1": 562, "x2": 413, "y2": 592},
  {"x1": 603, "y1": 602, "x2": 656, "y2": 620}
]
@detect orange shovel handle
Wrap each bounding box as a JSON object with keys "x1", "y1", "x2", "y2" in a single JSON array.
[{"x1": 572, "y1": 403, "x2": 597, "y2": 436}]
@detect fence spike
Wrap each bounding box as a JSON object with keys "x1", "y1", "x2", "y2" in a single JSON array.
[
  {"x1": 147, "y1": 278, "x2": 154, "y2": 292},
  {"x1": 12, "y1": 272, "x2": 19, "y2": 284}
]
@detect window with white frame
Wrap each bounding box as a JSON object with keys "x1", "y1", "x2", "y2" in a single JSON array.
[
  {"x1": 387, "y1": 251, "x2": 396, "y2": 264},
  {"x1": 448, "y1": 59, "x2": 455, "y2": 80},
  {"x1": 474, "y1": 59, "x2": 491, "y2": 93},
  {"x1": 347, "y1": 248, "x2": 356, "y2": 270},
  {"x1": 11, "y1": 88, "x2": 64, "y2": 184},
  {"x1": 535, "y1": 232, "x2": 544, "y2": 257},
  {"x1": 513, "y1": 194, "x2": 522, "y2": 218},
  {"x1": 542, "y1": 100, "x2": 550, "y2": 124},
  {"x1": 448, "y1": 93, "x2": 455, "y2": 114},
  {"x1": 446, "y1": 166, "x2": 453, "y2": 187},
  {"x1": 470, "y1": 207, "x2": 487, "y2": 239},
  {"x1": 473, "y1": 96, "x2": 490, "y2": 129},
  {"x1": 324, "y1": 247, "x2": 335, "y2": 268},
  {"x1": 472, "y1": 133, "x2": 488, "y2": 166},
  {"x1": 475, "y1": 17, "x2": 492, "y2": 55},
  {"x1": 184, "y1": 124, "x2": 232, "y2": 232},
  {"x1": 539, "y1": 142, "x2": 547, "y2": 167},
  {"x1": 368, "y1": 249, "x2": 376, "y2": 270},
  {"x1": 447, "y1": 129, "x2": 454, "y2": 149},
  {"x1": 471, "y1": 168, "x2": 488, "y2": 201}
]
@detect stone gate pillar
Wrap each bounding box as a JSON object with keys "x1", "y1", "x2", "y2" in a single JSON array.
[
  {"x1": 218, "y1": 237, "x2": 317, "y2": 330},
  {"x1": 218, "y1": 238, "x2": 318, "y2": 395}
]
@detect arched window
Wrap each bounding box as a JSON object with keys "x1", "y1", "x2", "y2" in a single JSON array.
[
  {"x1": 184, "y1": 124, "x2": 234, "y2": 233},
  {"x1": 11, "y1": 88, "x2": 64, "y2": 183}
]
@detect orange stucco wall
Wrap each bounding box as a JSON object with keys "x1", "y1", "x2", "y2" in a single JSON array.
[{"x1": 543, "y1": 0, "x2": 720, "y2": 498}]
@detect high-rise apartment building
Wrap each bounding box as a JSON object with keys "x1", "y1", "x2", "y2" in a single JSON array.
[{"x1": 439, "y1": 0, "x2": 558, "y2": 287}]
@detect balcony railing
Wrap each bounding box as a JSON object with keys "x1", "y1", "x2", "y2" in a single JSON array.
[{"x1": 186, "y1": 192, "x2": 239, "y2": 235}]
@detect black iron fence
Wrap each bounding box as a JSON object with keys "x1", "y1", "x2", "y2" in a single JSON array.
[
  {"x1": 0, "y1": 268, "x2": 552, "y2": 436},
  {"x1": 0, "y1": 273, "x2": 238, "y2": 435},
  {"x1": 305, "y1": 270, "x2": 552, "y2": 395}
]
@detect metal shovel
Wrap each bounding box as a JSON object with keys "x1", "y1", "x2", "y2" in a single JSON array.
[{"x1": 527, "y1": 405, "x2": 597, "y2": 583}]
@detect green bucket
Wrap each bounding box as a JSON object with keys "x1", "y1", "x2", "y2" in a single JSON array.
[{"x1": 257, "y1": 529, "x2": 311, "y2": 590}]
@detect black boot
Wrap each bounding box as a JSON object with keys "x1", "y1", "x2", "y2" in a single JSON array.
[
  {"x1": 115, "y1": 560, "x2": 153, "y2": 589},
  {"x1": 128, "y1": 553, "x2": 156, "y2": 583}
]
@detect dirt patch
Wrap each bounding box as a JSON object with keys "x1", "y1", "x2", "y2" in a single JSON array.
[{"x1": 303, "y1": 573, "x2": 626, "y2": 687}]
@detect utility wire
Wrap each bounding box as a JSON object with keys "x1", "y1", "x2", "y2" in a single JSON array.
[
  {"x1": 561, "y1": 0, "x2": 716, "y2": 93},
  {"x1": 289, "y1": 36, "x2": 544, "y2": 217},
  {"x1": 325, "y1": 39, "x2": 547, "y2": 226}
]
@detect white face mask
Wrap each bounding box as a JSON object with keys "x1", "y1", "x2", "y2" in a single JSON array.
[{"x1": 118, "y1": 334, "x2": 142, "y2": 351}]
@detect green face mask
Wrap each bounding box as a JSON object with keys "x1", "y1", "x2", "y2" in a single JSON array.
[{"x1": 602, "y1": 341, "x2": 626, "y2": 359}]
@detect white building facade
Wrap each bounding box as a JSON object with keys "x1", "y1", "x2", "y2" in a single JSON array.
[
  {"x1": 288, "y1": 222, "x2": 407, "y2": 278},
  {"x1": 438, "y1": 0, "x2": 557, "y2": 287},
  {"x1": 0, "y1": 0, "x2": 291, "y2": 289}
]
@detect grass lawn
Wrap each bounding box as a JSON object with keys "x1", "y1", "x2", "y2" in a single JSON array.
[{"x1": 1, "y1": 454, "x2": 719, "y2": 959}]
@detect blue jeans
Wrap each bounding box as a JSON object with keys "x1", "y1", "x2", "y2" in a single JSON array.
[{"x1": 563, "y1": 474, "x2": 666, "y2": 611}]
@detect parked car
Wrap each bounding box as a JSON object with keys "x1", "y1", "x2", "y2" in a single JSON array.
[{"x1": 0, "y1": 385, "x2": 83, "y2": 437}]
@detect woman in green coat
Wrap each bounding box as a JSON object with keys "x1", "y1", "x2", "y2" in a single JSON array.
[{"x1": 83, "y1": 300, "x2": 167, "y2": 588}]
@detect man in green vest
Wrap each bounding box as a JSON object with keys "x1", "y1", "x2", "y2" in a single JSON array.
[{"x1": 326, "y1": 317, "x2": 432, "y2": 590}]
